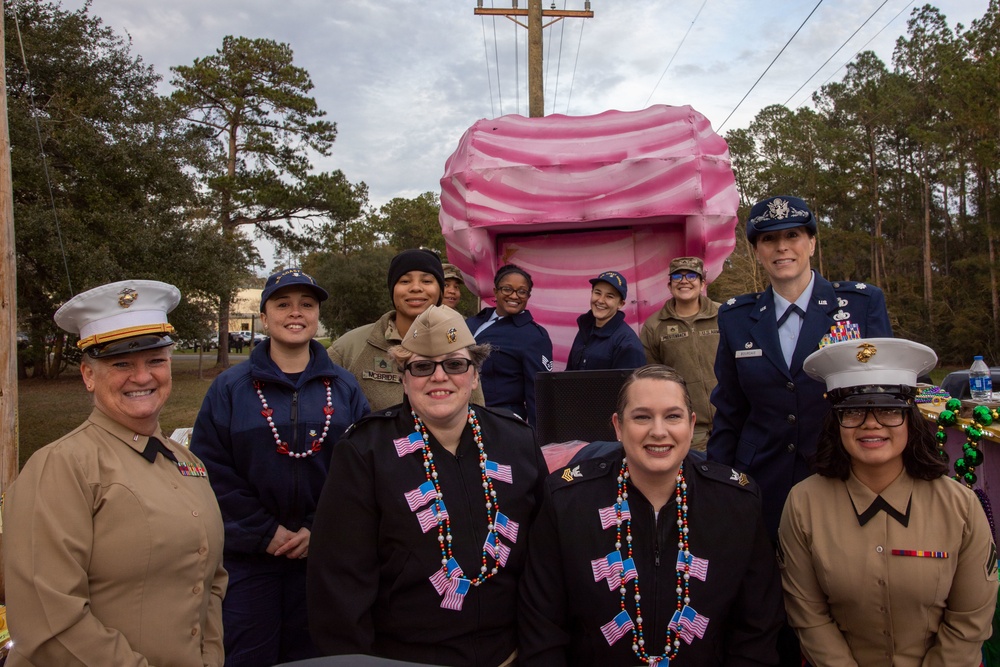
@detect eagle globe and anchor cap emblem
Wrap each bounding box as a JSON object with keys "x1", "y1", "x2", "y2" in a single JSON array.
[
  {"x1": 856, "y1": 342, "x2": 878, "y2": 363},
  {"x1": 117, "y1": 287, "x2": 139, "y2": 309}
]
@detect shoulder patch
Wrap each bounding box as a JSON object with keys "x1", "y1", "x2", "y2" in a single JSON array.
[{"x1": 691, "y1": 460, "x2": 760, "y2": 494}]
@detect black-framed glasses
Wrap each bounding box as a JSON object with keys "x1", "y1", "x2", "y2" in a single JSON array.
[
  {"x1": 670, "y1": 272, "x2": 700, "y2": 282},
  {"x1": 497, "y1": 285, "x2": 530, "y2": 298},
  {"x1": 404, "y1": 358, "x2": 474, "y2": 377},
  {"x1": 834, "y1": 406, "x2": 907, "y2": 428}
]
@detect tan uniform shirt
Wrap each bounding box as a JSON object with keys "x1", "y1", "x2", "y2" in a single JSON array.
[
  {"x1": 329, "y1": 310, "x2": 485, "y2": 412},
  {"x1": 779, "y1": 470, "x2": 999, "y2": 667},
  {"x1": 2, "y1": 409, "x2": 227, "y2": 667},
  {"x1": 640, "y1": 296, "x2": 720, "y2": 447}
]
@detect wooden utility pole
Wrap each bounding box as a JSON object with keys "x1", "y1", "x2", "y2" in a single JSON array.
[
  {"x1": 0, "y1": 6, "x2": 20, "y2": 601},
  {"x1": 474, "y1": 0, "x2": 594, "y2": 118}
]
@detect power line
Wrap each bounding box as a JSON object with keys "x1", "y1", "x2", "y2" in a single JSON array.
[
  {"x1": 514, "y1": 19, "x2": 521, "y2": 115},
  {"x1": 552, "y1": 1, "x2": 569, "y2": 113},
  {"x1": 11, "y1": 0, "x2": 74, "y2": 297},
  {"x1": 491, "y1": 6, "x2": 504, "y2": 116},
  {"x1": 795, "y1": 0, "x2": 917, "y2": 108},
  {"x1": 717, "y1": 0, "x2": 826, "y2": 132},
  {"x1": 566, "y1": 17, "x2": 586, "y2": 113},
  {"x1": 782, "y1": 0, "x2": 893, "y2": 107},
  {"x1": 644, "y1": 0, "x2": 709, "y2": 108},
  {"x1": 481, "y1": 15, "x2": 497, "y2": 117}
]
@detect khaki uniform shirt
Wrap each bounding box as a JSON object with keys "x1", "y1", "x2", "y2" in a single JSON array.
[
  {"x1": 2, "y1": 409, "x2": 227, "y2": 667},
  {"x1": 640, "y1": 296, "x2": 720, "y2": 445},
  {"x1": 329, "y1": 310, "x2": 485, "y2": 412},
  {"x1": 779, "y1": 471, "x2": 999, "y2": 667}
]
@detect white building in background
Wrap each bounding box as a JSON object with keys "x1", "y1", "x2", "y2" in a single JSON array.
[{"x1": 229, "y1": 288, "x2": 329, "y2": 338}]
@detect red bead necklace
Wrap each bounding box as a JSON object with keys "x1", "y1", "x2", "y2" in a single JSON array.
[{"x1": 254, "y1": 378, "x2": 334, "y2": 458}]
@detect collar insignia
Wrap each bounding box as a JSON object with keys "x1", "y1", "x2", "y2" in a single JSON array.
[{"x1": 561, "y1": 465, "x2": 582, "y2": 482}]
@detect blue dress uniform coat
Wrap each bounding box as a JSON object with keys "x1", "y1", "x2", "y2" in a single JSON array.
[
  {"x1": 307, "y1": 400, "x2": 547, "y2": 667},
  {"x1": 707, "y1": 272, "x2": 892, "y2": 539},
  {"x1": 518, "y1": 448, "x2": 784, "y2": 666},
  {"x1": 466, "y1": 308, "x2": 553, "y2": 424},
  {"x1": 566, "y1": 310, "x2": 647, "y2": 371}
]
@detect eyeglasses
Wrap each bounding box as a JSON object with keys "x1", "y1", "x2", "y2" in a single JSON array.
[
  {"x1": 670, "y1": 272, "x2": 700, "y2": 282},
  {"x1": 404, "y1": 358, "x2": 474, "y2": 377},
  {"x1": 834, "y1": 406, "x2": 907, "y2": 428},
  {"x1": 497, "y1": 285, "x2": 531, "y2": 298}
]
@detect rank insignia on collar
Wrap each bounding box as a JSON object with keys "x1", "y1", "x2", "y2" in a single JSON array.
[
  {"x1": 561, "y1": 465, "x2": 581, "y2": 482},
  {"x1": 726, "y1": 297, "x2": 736, "y2": 305},
  {"x1": 730, "y1": 469, "x2": 749, "y2": 486}
]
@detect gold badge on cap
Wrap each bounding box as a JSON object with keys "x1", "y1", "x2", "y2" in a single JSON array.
[
  {"x1": 856, "y1": 342, "x2": 877, "y2": 363},
  {"x1": 447, "y1": 328, "x2": 457, "y2": 343},
  {"x1": 117, "y1": 287, "x2": 138, "y2": 309}
]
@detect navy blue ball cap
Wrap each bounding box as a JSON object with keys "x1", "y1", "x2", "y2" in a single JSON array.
[
  {"x1": 589, "y1": 271, "x2": 627, "y2": 300},
  {"x1": 746, "y1": 196, "x2": 817, "y2": 242},
  {"x1": 260, "y1": 268, "x2": 328, "y2": 312}
]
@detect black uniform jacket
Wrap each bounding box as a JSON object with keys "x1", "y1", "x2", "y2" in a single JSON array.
[
  {"x1": 518, "y1": 447, "x2": 784, "y2": 666},
  {"x1": 308, "y1": 399, "x2": 547, "y2": 667}
]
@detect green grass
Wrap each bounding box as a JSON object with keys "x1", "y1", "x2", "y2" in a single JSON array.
[
  {"x1": 16, "y1": 355, "x2": 231, "y2": 469},
  {"x1": 16, "y1": 357, "x2": 967, "y2": 470}
]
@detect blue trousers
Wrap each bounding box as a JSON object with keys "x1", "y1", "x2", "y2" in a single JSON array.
[{"x1": 223, "y1": 554, "x2": 319, "y2": 667}]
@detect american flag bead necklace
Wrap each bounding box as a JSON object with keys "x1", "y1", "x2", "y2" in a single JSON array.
[
  {"x1": 254, "y1": 378, "x2": 334, "y2": 458},
  {"x1": 616, "y1": 459, "x2": 691, "y2": 665},
  {"x1": 413, "y1": 407, "x2": 504, "y2": 586}
]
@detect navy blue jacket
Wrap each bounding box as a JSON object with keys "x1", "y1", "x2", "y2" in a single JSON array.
[
  {"x1": 467, "y1": 308, "x2": 553, "y2": 424},
  {"x1": 191, "y1": 339, "x2": 370, "y2": 555},
  {"x1": 707, "y1": 272, "x2": 892, "y2": 539},
  {"x1": 566, "y1": 310, "x2": 646, "y2": 371}
]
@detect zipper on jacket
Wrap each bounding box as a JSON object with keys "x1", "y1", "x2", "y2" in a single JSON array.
[{"x1": 290, "y1": 390, "x2": 299, "y2": 448}]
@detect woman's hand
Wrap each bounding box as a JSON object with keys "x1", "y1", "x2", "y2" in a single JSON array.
[{"x1": 269, "y1": 525, "x2": 310, "y2": 559}]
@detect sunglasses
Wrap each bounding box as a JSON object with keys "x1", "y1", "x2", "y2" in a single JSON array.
[
  {"x1": 404, "y1": 358, "x2": 474, "y2": 377},
  {"x1": 834, "y1": 406, "x2": 907, "y2": 428},
  {"x1": 670, "y1": 272, "x2": 700, "y2": 282}
]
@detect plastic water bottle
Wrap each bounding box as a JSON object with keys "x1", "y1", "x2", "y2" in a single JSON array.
[{"x1": 969, "y1": 356, "x2": 993, "y2": 401}]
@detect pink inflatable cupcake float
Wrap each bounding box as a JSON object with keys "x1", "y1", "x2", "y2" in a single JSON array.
[{"x1": 439, "y1": 105, "x2": 738, "y2": 369}]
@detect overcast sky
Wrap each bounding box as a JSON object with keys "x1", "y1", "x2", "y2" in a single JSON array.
[{"x1": 55, "y1": 0, "x2": 990, "y2": 267}]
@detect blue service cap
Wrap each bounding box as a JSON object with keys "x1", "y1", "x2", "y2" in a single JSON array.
[
  {"x1": 746, "y1": 196, "x2": 817, "y2": 242},
  {"x1": 260, "y1": 268, "x2": 329, "y2": 312},
  {"x1": 589, "y1": 271, "x2": 627, "y2": 300}
]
